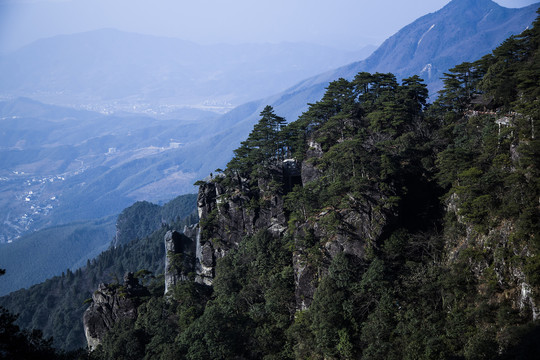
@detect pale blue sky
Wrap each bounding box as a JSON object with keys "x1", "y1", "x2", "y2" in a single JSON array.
[{"x1": 0, "y1": 0, "x2": 538, "y2": 53}]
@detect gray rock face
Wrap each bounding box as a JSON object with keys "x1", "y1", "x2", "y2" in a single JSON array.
[
  {"x1": 445, "y1": 196, "x2": 540, "y2": 320},
  {"x1": 195, "y1": 164, "x2": 290, "y2": 285},
  {"x1": 195, "y1": 137, "x2": 393, "y2": 310},
  {"x1": 194, "y1": 154, "x2": 373, "y2": 312},
  {"x1": 164, "y1": 230, "x2": 196, "y2": 295},
  {"x1": 197, "y1": 241, "x2": 214, "y2": 285},
  {"x1": 83, "y1": 272, "x2": 149, "y2": 351},
  {"x1": 301, "y1": 140, "x2": 323, "y2": 185},
  {"x1": 291, "y1": 201, "x2": 385, "y2": 309},
  {"x1": 181, "y1": 225, "x2": 213, "y2": 285}
]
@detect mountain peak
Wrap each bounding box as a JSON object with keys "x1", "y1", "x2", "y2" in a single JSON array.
[{"x1": 442, "y1": 0, "x2": 499, "y2": 11}]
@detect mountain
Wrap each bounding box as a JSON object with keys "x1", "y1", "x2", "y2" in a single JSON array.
[
  {"x1": 0, "y1": 217, "x2": 115, "y2": 296},
  {"x1": 2, "y1": 1, "x2": 535, "y2": 244},
  {"x1": 335, "y1": 0, "x2": 539, "y2": 93},
  {"x1": 0, "y1": 5, "x2": 538, "y2": 358},
  {"x1": 202, "y1": 0, "x2": 539, "y2": 164},
  {"x1": 84, "y1": 13, "x2": 540, "y2": 358},
  {"x1": 113, "y1": 194, "x2": 198, "y2": 248},
  {"x1": 18, "y1": 13, "x2": 536, "y2": 357},
  {"x1": 2, "y1": 0, "x2": 533, "y2": 245},
  {"x1": 0, "y1": 29, "x2": 375, "y2": 115}
]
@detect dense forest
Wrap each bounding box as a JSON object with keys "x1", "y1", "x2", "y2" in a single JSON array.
[{"x1": 1, "y1": 10, "x2": 539, "y2": 360}]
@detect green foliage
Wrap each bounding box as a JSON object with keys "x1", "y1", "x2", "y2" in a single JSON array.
[
  {"x1": 0, "y1": 269, "x2": 82, "y2": 360},
  {"x1": 0, "y1": 306, "x2": 66, "y2": 360},
  {"x1": 92, "y1": 229, "x2": 294, "y2": 360},
  {"x1": 115, "y1": 194, "x2": 198, "y2": 247},
  {"x1": 434, "y1": 10, "x2": 540, "y2": 295},
  {"x1": 182, "y1": 18, "x2": 539, "y2": 358},
  {"x1": 115, "y1": 201, "x2": 162, "y2": 247},
  {"x1": 227, "y1": 105, "x2": 288, "y2": 182}
]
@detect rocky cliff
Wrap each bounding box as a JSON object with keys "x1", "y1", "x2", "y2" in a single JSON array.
[
  {"x1": 193, "y1": 133, "x2": 394, "y2": 310},
  {"x1": 195, "y1": 164, "x2": 292, "y2": 285},
  {"x1": 445, "y1": 194, "x2": 540, "y2": 320},
  {"x1": 190, "y1": 63, "x2": 539, "y2": 326},
  {"x1": 80, "y1": 17, "x2": 540, "y2": 355},
  {"x1": 83, "y1": 272, "x2": 149, "y2": 350}
]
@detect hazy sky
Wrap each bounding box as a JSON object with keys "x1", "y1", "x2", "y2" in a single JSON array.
[{"x1": 0, "y1": 0, "x2": 538, "y2": 53}]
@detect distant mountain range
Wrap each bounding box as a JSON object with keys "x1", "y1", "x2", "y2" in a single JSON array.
[
  {"x1": 176, "y1": 0, "x2": 538, "y2": 193},
  {"x1": 0, "y1": 29, "x2": 375, "y2": 115}
]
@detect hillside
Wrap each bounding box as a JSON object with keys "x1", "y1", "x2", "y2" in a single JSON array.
[
  {"x1": 2, "y1": 1, "x2": 535, "y2": 246},
  {"x1": 0, "y1": 2, "x2": 538, "y2": 359},
  {"x1": 76, "y1": 11, "x2": 540, "y2": 359},
  {"x1": 0, "y1": 98, "x2": 219, "y2": 243},
  {"x1": 0, "y1": 194, "x2": 197, "y2": 296},
  {"x1": 0, "y1": 218, "x2": 115, "y2": 296}
]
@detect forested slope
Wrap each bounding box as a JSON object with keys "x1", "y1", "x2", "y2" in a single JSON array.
[
  {"x1": 0, "y1": 218, "x2": 116, "y2": 296},
  {"x1": 83, "y1": 11, "x2": 540, "y2": 360}
]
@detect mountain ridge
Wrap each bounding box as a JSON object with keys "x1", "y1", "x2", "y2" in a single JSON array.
[
  {"x1": 1, "y1": 1, "x2": 536, "y2": 245},
  {"x1": 0, "y1": 29, "x2": 376, "y2": 115},
  {"x1": 282, "y1": 0, "x2": 538, "y2": 99}
]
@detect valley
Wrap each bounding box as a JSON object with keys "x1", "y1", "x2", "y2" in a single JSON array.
[
  {"x1": 0, "y1": 171, "x2": 64, "y2": 243},
  {"x1": 0, "y1": 141, "x2": 190, "y2": 243},
  {"x1": 0, "y1": 1, "x2": 535, "y2": 246}
]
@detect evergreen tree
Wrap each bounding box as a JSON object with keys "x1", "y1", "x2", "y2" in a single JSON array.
[{"x1": 227, "y1": 105, "x2": 287, "y2": 180}]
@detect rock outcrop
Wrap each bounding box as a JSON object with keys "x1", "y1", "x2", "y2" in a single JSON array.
[
  {"x1": 164, "y1": 229, "x2": 196, "y2": 295},
  {"x1": 195, "y1": 163, "x2": 291, "y2": 286},
  {"x1": 194, "y1": 149, "x2": 391, "y2": 310},
  {"x1": 301, "y1": 140, "x2": 323, "y2": 185},
  {"x1": 445, "y1": 197, "x2": 540, "y2": 320},
  {"x1": 83, "y1": 272, "x2": 149, "y2": 350}
]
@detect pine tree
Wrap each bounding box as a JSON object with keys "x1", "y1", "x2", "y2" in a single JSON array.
[{"x1": 227, "y1": 105, "x2": 287, "y2": 179}]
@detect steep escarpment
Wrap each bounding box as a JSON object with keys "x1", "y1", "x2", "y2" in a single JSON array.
[
  {"x1": 196, "y1": 170, "x2": 289, "y2": 282},
  {"x1": 195, "y1": 74, "x2": 440, "y2": 310},
  {"x1": 164, "y1": 229, "x2": 196, "y2": 293}
]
